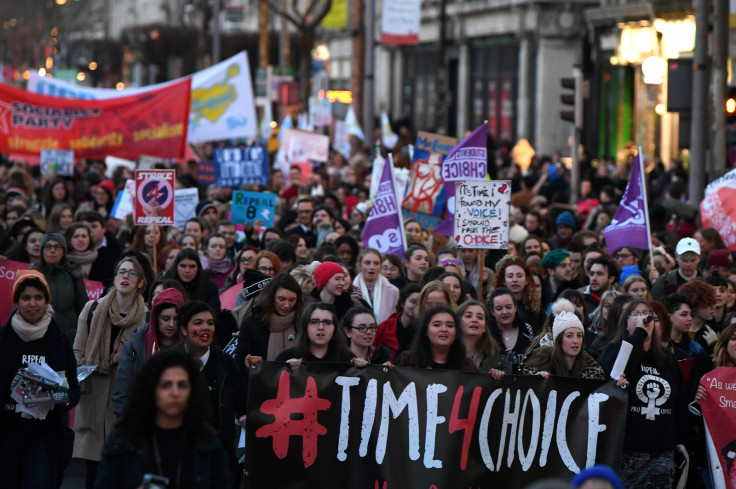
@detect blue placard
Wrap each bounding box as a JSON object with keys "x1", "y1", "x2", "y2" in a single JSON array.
[
  {"x1": 231, "y1": 190, "x2": 276, "y2": 227},
  {"x1": 213, "y1": 146, "x2": 269, "y2": 187}
]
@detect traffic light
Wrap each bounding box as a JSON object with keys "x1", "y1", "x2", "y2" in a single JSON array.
[
  {"x1": 560, "y1": 68, "x2": 583, "y2": 129},
  {"x1": 727, "y1": 85, "x2": 736, "y2": 124}
]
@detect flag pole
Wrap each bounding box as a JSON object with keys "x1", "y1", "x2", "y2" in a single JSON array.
[
  {"x1": 388, "y1": 153, "x2": 408, "y2": 255},
  {"x1": 638, "y1": 146, "x2": 655, "y2": 276}
]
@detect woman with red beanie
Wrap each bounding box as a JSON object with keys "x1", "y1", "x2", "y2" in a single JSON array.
[
  {"x1": 111, "y1": 288, "x2": 185, "y2": 416},
  {"x1": 308, "y1": 261, "x2": 356, "y2": 317}
]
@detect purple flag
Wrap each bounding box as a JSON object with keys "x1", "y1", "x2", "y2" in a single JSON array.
[
  {"x1": 361, "y1": 157, "x2": 407, "y2": 259},
  {"x1": 435, "y1": 123, "x2": 488, "y2": 236},
  {"x1": 603, "y1": 154, "x2": 650, "y2": 253}
]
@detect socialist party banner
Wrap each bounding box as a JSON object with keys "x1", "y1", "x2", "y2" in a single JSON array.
[
  {"x1": 27, "y1": 51, "x2": 257, "y2": 143},
  {"x1": 134, "y1": 170, "x2": 175, "y2": 225},
  {"x1": 699, "y1": 367, "x2": 736, "y2": 489},
  {"x1": 0, "y1": 79, "x2": 190, "y2": 159},
  {"x1": 0, "y1": 260, "x2": 30, "y2": 325},
  {"x1": 246, "y1": 363, "x2": 628, "y2": 489},
  {"x1": 213, "y1": 146, "x2": 269, "y2": 187}
]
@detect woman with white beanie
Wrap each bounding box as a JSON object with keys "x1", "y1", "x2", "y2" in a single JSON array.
[{"x1": 523, "y1": 308, "x2": 608, "y2": 380}]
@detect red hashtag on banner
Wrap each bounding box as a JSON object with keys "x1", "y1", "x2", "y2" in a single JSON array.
[{"x1": 255, "y1": 370, "x2": 332, "y2": 468}]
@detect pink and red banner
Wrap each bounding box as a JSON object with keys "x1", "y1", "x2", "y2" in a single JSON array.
[
  {"x1": 700, "y1": 367, "x2": 736, "y2": 489},
  {"x1": 0, "y1": 260, "x2": 30, "y2": 325},
  {"x1": 0, "y1": 79, "x2": 190, "y2": 160},
  {"x1": 83, "y1": 279, "x2": 106, "y2": 301}
]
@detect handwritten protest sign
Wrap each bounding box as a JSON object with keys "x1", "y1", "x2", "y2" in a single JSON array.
[
  {"x1": 213, "y1": 146, "x2": 269, "y2": 187},
  {"x1": 83, "y1": 279, "x2": 106, "y2": 301},
  {"x1": 453, "y1": 180, "x2": 510, "y2": 249},
  {"x1": 0, "y1": 260, "x2": 30, "y2": 325},
  {"x1": 699, "y1": 367, "x2": 736, "y2": 489},
  {"x1": 134, "y1": 170, "x2": 175, "y2": 226},
  {"x1": 174, "y1": 188, "x2": 199, "y2": 230},
  {"x1": 40, "y1": 149, "x2": 74, "y2": 177},
  {"x1": 231, "y1": 191, "x2": 276, "y2": 227}
]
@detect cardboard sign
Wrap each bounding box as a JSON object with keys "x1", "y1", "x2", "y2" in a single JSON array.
[
  {"x1": 213, "y1": 146, "x2": 269, "y2": 187},
  {"x1": 40, "y1": 149, "x2": 74, "y2": 176},
  {"x1": 281, "y1": 129, "x2": 330, "y2": 163},
  {"x1": 0, "y1": 260, "x2": 30, "y2": 325},
  {"x1": 134, "y1": 170, "x2": 175, "y2": 225},
  {"x1": 231, "y1": 191, "x2": 276, "y2": 227},
  {"x1": 453, "y1": 180, "x2": 510, "y2": 249},
  {"x1": 83, "y1": 279, "x2": 106, "y2": 301},
  {"x1": 174, "y1": 188, "x2": 200, "y2": 231}
]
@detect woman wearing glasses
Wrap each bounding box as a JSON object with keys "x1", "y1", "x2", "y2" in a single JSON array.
[
  {"x1": 30, "y1": 232, "x2": 88, "y2": 342},
  {"x1": 599, "y1": 299, "x2": 686, "y2": 489},
  {"x1": 276, "y1": 302, "x2": 365, "y2": 369},
  {"x1": 225, "y1": 246, "x2": 259, "y2": 289},
  {"x1": 165, "y1": 248, "x2": 221, "y2": 313},
  {"x1": 251, "y1": 250, "x2": 282, "y2": 279},
  {"x1": 342, "y1": 307, "x2": 391, "y2": 364},
  {"x1": 73, "y1": 257, "x2": 148, "y2": 488}
]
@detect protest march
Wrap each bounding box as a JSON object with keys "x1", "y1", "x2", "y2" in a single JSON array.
[{"x1": 1, "y1": 40, "x2": 736, "y2": 489}]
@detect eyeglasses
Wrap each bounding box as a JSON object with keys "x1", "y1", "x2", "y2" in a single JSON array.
[
  {"x1": 116, "y1": 269, "x2": 139, "y2": 278},
  {"x1": 258, "y1": 266, "x2": 276, "y2": 274},
  {"x1": 440, "y1": 259, "x2": 459, "y2": 266},
  {"x1": 309, "y1": 318, "x2": 334, "y2": 327},
  {"x1": 351, "y1": 325, "x2": 378, "y2": 333},
  {"x1": 43, "y1": 244, "x2": 63, "y2": 250},
  {"x1": 614, "y1": 252, "x2": 632, "y2": 259},
  {"x1": 629, "y1": 312, "x2": 649, "y2": 319},
  {"x1": 240, "y1": 256, "x2": 255, "y2": 264}
]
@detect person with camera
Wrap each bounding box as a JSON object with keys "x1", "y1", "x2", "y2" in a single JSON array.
[{"x1": 599, "y1": 299, "x2": 687, "y2": 489}]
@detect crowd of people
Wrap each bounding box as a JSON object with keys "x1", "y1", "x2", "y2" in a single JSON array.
[{"x1": 0, "y1": 145, "x2": 733, "y2": 489}]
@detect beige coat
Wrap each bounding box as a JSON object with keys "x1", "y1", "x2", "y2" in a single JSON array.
[{"x1": 72, "y1": 299, "x2": 146, "y2": 461}]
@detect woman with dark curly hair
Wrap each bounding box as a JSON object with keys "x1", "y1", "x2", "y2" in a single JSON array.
[
  {"x1": 494, "y1": 256, "x2": 545, "y2": 333},
  {"x1": 165, "y1": 248, "x2": 221, "y2": 313},
  {"x1": 94, "y1": 350, "x2": 231, "y2": 489},
  {"x1": 399, "y1": 305, "x2": 476, "y2": 371}
]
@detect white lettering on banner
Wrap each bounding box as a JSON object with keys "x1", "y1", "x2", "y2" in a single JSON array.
[
  {"x1": 0, "y1": 266, "x2": 19, "y2": 280},
  {"x1": 334, "y1": 379, "x2": 611, "y2": 474},
  {"x1": 22, "y1": 355, "x2": 46, "y2": 364},
  {"x1": 136, "y1": 171, "x2": 173, "y2": 180},
  {"x1": 136, "y1": 216, "x2": 174, "y2": 224}
]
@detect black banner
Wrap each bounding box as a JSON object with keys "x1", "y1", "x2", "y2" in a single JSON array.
[{"x1": 245, "y1": 363, "x2": 628, "y2": 489}]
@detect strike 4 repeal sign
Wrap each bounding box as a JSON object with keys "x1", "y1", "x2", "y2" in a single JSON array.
[
  {"x1": 453, "y1": 180, "x2": 510, "y2": 249},
  {"x1": 134, "y1": 169, "x2": 175, "y2": 225}
]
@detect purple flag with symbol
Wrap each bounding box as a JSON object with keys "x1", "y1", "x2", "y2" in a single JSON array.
[
  {"x1": 434, "y1": 123, "x2": 488, "y2": 236},
  {"x1": 603, "y1": 153, "x2": 650, "y2": 253},
  {"x1": 361, "y1": 156, "x2": 407, "y2": 259}
]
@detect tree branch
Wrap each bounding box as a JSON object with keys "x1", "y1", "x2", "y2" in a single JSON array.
[
  {"x1": 308, "y1": 0, "x2": 333, "y2": 28},
  {"x1": 260, "y1": 0, "x2": 302, "y2": 29}
]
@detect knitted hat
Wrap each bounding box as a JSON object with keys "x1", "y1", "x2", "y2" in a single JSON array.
[
  {"x1": 707, "y1": 249, "x2": 734, "y2": 267},
  {"x1": 242, "y1": 269, "x2": 271, "y2": 301},
  {"x1": 196, "y1": 200, "x2": 217, "y2": 217},
  {"x1": 571, "y1": 465, "x2": 624, "y2": 489},
  {"x1": 556, "y1": 211, "x2": 576, "y2": 228},
  {"x1": 540, "y1": 248, "x2": 570, "y2": 269},
  {"x1": 619, "y1": 265, "x2": 643, "y2": 284},
  {"x1": 95, "y1": 179, "x2": 115, "y2": 197},
  {"x1": 552, "y1": 310, "x2": 584, "y2": 341},
  {"x1": 12, "y1": 270, "x2": 50, "y2": 302},
  {"x1": 41, "y1": 232, "x2": 67, "y2": 255},
  {"x1": 314, "y1": 261, "x2": 345, "y2": 291}
]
